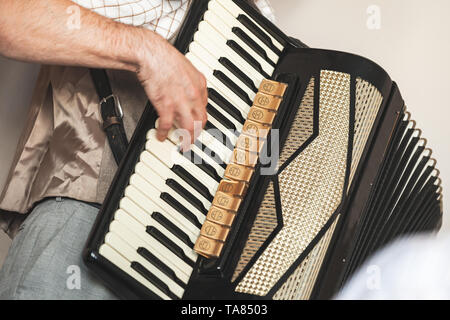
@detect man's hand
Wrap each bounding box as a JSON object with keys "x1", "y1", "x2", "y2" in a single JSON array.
[
  {"x1": 0, "y1": 0, "x2": 208, "y2": 148},
  {"x1": 136, "y1": 34, "x2": 208, "y2": 147}
]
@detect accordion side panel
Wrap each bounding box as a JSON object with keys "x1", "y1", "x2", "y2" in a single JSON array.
[
  {"x1": 235, "y1": 70, "x2": 351, "y2": 296},
  {"x1": 231, "y1": 77, "x2": 316, "y2": 283}
]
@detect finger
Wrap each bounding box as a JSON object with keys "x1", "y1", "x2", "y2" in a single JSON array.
[
  {"x1": 156, "y1": 109, "x2": 174, "y2": 142},
  {"x1": 192, "y1": 104, "x2": 207, "y2": 129},
  {"x1": 176, "y1": 111, "x2": 195, "y2": 151}
]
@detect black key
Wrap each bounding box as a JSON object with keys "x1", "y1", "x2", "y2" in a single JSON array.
[
  {"x1": 204, "y1": 120, "x2": 235, "y2": 149},
  {"x1": 219, "y1": 57, "x2": 258, "y2": 93},
  {"x1": 237, "y1": 14, "x2": 282, "y2": 56},
  {"x1": 233, "y1": 27, "x2": 276, "y2": 66},
  {"x1": 165, "y1": 180, "x2": 208, "y2": 215},
  {"x1": 137, "y1": 247, "x2": 186, "y2": 289},
  {"x1": 130, "y1": 261, "x2": 178, "y2": 300},
  {"x1": 152, "y1": 212, "x2": 195, "y2": 249},
  {"x1": 207, "y1": 103, "x2": 239, "y2": 134},
  {"x1": 209, "y1": 88, "x2": 246, "y2": 124},
  {"x1": 160, "y1": 192, "x2": 202, "y2": 229},
  {"x1": 172, "y1": 165, "x2": 214, "y2": 202},
  {"x1": 214, "y1": 70, "x2": 253, "y2": 106},
  {"x1": 227, "y1": 40, "x2": 270, "y2": 79},
  {"x1": 181, "y1": 149, "x2": 222, "y2": 183},
  {"x1": 146, "y1": 226, "x2": 195, "y2": 267}
]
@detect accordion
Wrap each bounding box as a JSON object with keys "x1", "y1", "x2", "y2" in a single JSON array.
[{"x1": 84, "y1": 0, "x2": 443, "y2": 299}]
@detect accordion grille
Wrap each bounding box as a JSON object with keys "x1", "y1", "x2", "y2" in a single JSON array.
[
  {"x1": 232, "y1": 78, "x2": 316, "y2": 283},
  {"x1": 231, "y1": 181, "x2": 278, "y2": 282},
  {"x1": 273, "y1": 216, "x2": 339, "y2": 300},
  {"x1": 271, "y1": 78, "x2": 383, "y2": 299},
  {"x1": 235, "y1": 71, "x2": 351, "y2": 296},
  {"x1": 348, "y1": 78, "x2": 383, "y2": 189}
]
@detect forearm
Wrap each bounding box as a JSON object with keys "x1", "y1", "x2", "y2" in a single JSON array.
[
  {"x1": 0, "y1": 0, "x2": 208, "y2": 143},
  {"x1": 0, "y1": 0, "x2": 157, "y2": 72}
]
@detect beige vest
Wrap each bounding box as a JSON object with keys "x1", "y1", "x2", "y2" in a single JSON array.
[{"x1": 0, "y1": 65, "x2": 149, "y2": 234}]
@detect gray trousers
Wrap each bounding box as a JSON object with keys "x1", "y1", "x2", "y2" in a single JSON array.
[{"x1": 0, "y1": 198, "x2": 118, "y2": 300}]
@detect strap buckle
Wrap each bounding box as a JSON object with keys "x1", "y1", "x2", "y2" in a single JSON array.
[{"x1": 99, "y1": 94, "x2": 123, "y2": 119}]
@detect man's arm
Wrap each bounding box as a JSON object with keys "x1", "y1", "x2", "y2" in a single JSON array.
[{"x1": 0, "y1": 0, "x2": 207, "y2": 145}]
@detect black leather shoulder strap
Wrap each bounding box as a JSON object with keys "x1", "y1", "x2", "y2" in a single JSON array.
[{"x1": 89, "y1": 68, "x2": 129, "y2": 166}]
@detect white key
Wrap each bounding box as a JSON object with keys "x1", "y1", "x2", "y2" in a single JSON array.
[
  {"x1": 112, "y1": 214, "x2": 194, "y2": 279},
  {"x1": 135, "y1": 162, "x2": 206, "y2": 226},
  {"x1": 115, "y1": 208, "x2": 197, "y2": 262},
  {"x1": 146, "y1": 129, "x2": 219, "y2": 195},
  {"x1": 185, "y1": 143, "x2": 225, "y2": 178},
  {"x1": 124, "y1": 185, "x2": 197, "y2": 239},
  {"x1": 208, "y1": 99, "x2": 243, "y2": 133},
  {"x1": 105, "y1": 232, "x2": 185, "y2": 298},
  {"x1": 124, "y1": 185, "x2": 199, "y2": 239},
  {"x1": 216, "y1": 0, "x2": 284, "y2": 51},
  {"x1": 198, "y1": 128, "x2": 233, "y2": 163},
  {"x1": 186, "y1": 52, "x2": 250, "y2": 118},
  {"x1": 189, "y1": 41, "x2": 256, "y2": 100},
  {"x1": 208, "y1": 0, "x2": 279, "y2": 63},
  {"x1": 140, "y1": 151, "x2": 211, "y2": 210},
  {"x1": 193, "y1": 33, "x2": 262, "y2": 90},
  {"x1": 204, "y1": 10, "x2": 275, "y2": 75},
  {"x1": 129, "y1": 174, "x2": 201, "y2": 236},
  {"x1": 207, "y1": 112, "x2": 238, "y2": 146},
  {"x1": 109, "y1": 219, "x2": 192, "y2": 283},
  {"x1": 194, "y1": 27, "x2": 264, "y2": 86},
  {"x1": 99, "y1": 243, "x2": 171, "y2": 300},
  {"x1": 166, "y1": 127, "x2": 231, "y2": 166},
  {"x1": 198, "y1": 21, "x2": 265, "y2": 80},
  {"x1": 120, "y1": 197, "x2": 199, "y2": 246}
]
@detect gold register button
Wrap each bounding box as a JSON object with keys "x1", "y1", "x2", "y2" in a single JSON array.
[
  {"x1": 231, "y1": 149, "x2": 258, "y2": 167},
  {"x1": 206, "y1": 206, "x2": 236, "y2": 227},
  {"x1": 236, "y1": 134, "x2": 265, "y2": 154},
  {"x1": 247, "y1": 106, "x2": 277, "y2": 126},
  {"x1": 200, "y1": 220, "x2": 230, "y2": 242},
  {"x1": 218, "y1": 180, "x2": 248, "y2": 197},
  {"x1": 194, "y1": 236, "x2": 223, "y2": 258},
  {"x1": 259, "y1": 79, "x2": 288, "y2": 97},
  {"x1": 224, "y1": 163, "x2": 254, "y2": 183},
  {"x1": 242, "y1": 120, "x2": 271, "y2": 139},
  {"x1": 212, "y1": 191, "x2": 242, "y2": 212},
  {"x1": 253, "y1": 92, "x2": 282, "y2": 111}
]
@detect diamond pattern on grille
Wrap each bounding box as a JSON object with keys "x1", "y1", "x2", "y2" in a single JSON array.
[
  {"x1": 272, "y1": 216, "x2": 339, "y2": 300},
  {"x1": 231, "y1": 181, "x2": 278, "y2": 282},
  {"x1": 279, "y1": 77, "x2": 315, "y2": 167},
  {"x1": 347, "y1": 78, "x2": 383, "y2": 190},
  {"x1": 235, "y1": 70, "x2": 351, "y2": 296},
  {"x1": 232, "y1": 78, "x2": 316, "y2": 282}
]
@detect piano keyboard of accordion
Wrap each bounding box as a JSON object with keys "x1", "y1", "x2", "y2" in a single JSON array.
[{"x1": 83, "y1": 0, "x2": 443, "y2": 300}]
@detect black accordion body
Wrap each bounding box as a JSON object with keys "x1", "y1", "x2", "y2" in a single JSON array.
[{"x1": 84, "y1": 0, "x2": 443, "y2": 300}]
